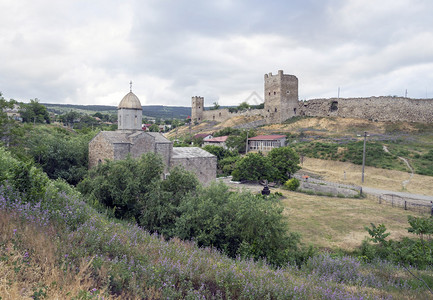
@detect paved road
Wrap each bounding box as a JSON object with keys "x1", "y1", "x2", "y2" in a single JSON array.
[{"x1": 361, "y1": 186, "x2": 433, "y2": 202}]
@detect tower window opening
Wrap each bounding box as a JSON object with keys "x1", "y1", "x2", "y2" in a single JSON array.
[
  {"x1": 275, "y1": 108, "x2": 277, "y2": 112},
  {"x1": 330, "y1": 101, "x2": 338, "y2": 112},
  {"x1": 294, "y1": 108, "x2": 297, "y2": 115},
  {"x1": 274, "y1": 91, "x2": 276, "y2": 95}
]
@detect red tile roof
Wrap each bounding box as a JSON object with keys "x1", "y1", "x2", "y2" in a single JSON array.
[
  {"x1": 205, "y1": 136, "x2": 228, "y2": 142},
  {"x1": 248, "y1": 135, "x2": 286, "y2": 141},
  {"x1": 194, "y1": 133, "x2": 212, "y2": 139}
]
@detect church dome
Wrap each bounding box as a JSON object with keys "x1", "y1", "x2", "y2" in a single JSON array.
[{"x1": 118, "y1": 92, "x2": 142, "y2": 110}]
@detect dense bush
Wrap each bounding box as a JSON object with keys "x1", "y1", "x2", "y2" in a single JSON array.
[
  {"x1": 78, "y1": 153, "x2": 305, "y2": 266},
  {"x1": 359, "y1": 217, "x2": 433, "y2": 269},
  {"x1": 24, "y1": 126, "x2": 94, "y2": 185},
  {"x1": 284, "y1": 178, "x2": 300, "y2": 191},
  {"x1": 175, "y1": 182, "x2": 308, "y2": 266},
  {"x1": 0, "y1": 147, "x2": 49, "y2": 203},
  {"x1": 77, "y1": 153, "x2": 199, "y2": 236}
]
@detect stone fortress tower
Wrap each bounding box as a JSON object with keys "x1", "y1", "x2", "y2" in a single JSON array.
[
  {"x1": 190, "y1": 69, "x2": 433, "y2": 125},
  {"x1": 264, "y1": 70, "x2": 299, "y2": 124},
  {"x1": 191, "y1": 96, "x2": 204, "y2": 123},
  {"x1": 190, "y1": 70, "x2": 299, "y2": 125}
]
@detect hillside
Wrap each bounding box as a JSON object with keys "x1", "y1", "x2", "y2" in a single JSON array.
[
  {"x1": 43, "y1": 103, "x2": 192, "y2": 120},
  {"x1": 3, "y1": 147, "x2": 432, "y2": 299},
  {"x1": 167, "y1": 115, "x2": 433, "y2": 178}
]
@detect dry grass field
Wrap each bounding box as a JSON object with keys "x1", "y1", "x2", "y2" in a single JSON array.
[
  {"x1": 300, "y1": 157, "x2": 433, "y2": 196},
  {"x1": 221, "y1": 178, "x2": 425, "y2": 252},
  {"x1": 276, "y1": 188, "x2": 423, "y2": 251}
]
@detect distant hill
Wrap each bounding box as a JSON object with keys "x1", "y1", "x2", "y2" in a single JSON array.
[{"x1": 43, "y1": 103, "x2": 192, "y2": 119}]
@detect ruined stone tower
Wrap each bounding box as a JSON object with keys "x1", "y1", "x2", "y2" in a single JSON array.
[
  {"x1": 191, "y1": 96, "x2": 204, "y2": 123},
  {"x1": 264, "y1": 70, "x2": 298, "y2": 124}
]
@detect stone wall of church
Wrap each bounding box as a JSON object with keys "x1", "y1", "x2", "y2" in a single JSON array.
[
  {"x1": 88, "y1": 134, "x2": 114, "y2": 168},
  {"x1": 155, "y1": 143, "x2": 173, "y2": 172},
  {"x1": 171, "y1": 156, "x2": 217, "y2": 185},
  {"x1": 113, "y1": 143, "x2": 131, "y2": 160},
  {"x1": 130, "y1": 133, "x2": 154, "y2": 158}
]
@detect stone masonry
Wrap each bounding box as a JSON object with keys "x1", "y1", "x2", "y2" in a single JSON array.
[
  {"x1": 298, "y1": 96, "x2": 433, "y2": 123},
  {"x1": 89, "y1": 90, "x2": 217, "y2": 185},
  {"x1": 191, "y1": 70, "x2": 433, "y2": 124}
]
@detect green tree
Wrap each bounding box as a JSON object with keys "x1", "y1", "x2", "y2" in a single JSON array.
[
  {"x1": 77, "y1": 153, "x2": 200, "y2": 236},
  {"x1": 210, "y1": 102, "x2": 220, "y2": 110},
  {"x1": 202, "y1": 145, "x2": 239, "y2": 176},
  {"x1": 25, "y1": 126, "x2": 93, "y2": 185},
  {"x1": 0, "y1": 146, "x2": 49, "y2": 203},
  {"x1": 175, "y1": 182, "x2": 303, "y2": 266},
  {"x1": 0, "y1": 93, "x2": 17, "y2": 146},
  {"x1": 213, "y1": 127, "x2": 241, "y2": 137},
  {"x1": 226, "y1": 129, "x2": 256, "y2": 154},
  {"x1": 231, "y1": 152, "x2": 277, "y2": 182},
  {"x1": 238, "y1": 101, "x2": 250, "y2": 111},
  {"x1": 268, "y1": 146, "x2": 301, "y2": 182},
  {"x1": 19, "y1": 99, "x2": 50, "y2": 124},
  {"x1": 78, "y1": 153, "x2": 165, "y2": 222},
  {"x1": 149, "y1": 124, "x2": 160, "y2": 132},
  {"x1": 59, "y1": 111, "x2": 80, "y2": 127},
  {"x1": 93, "y1": 112, "x2": 103, "y2": 119},
  {"x1": 408, "y1": 215, "x2": 433, "y2": 241}
]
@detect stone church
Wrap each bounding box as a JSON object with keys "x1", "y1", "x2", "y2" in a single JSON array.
[{"x1": 89, "y1": 89, "x2": 217, "y2": 184}]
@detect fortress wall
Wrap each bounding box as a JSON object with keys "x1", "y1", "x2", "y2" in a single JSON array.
[
  {"x1": 202, "y1": 108, "x2": 266, "y2": 123},
  {"x1": 299, "y1": 97, "x2": 433, "y2": 123}
]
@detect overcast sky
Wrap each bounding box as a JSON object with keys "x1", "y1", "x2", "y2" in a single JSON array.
[{"x1": 1, "y1": 0, "x2": 433, "y2": 107}]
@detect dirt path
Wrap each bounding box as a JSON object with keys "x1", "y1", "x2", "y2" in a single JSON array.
[{"x1": 382, "y1": 145, "x2": 414, "y2": 189}]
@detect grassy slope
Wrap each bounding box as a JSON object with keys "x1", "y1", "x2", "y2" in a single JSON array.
[{"x1": 4, "y1": 185, "x2": 428, "y2": 299}]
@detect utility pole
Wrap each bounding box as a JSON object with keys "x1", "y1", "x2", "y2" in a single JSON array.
[
  {"x1": 337, "y1": 87, "x2": 340, "y2": 99},
  {"x1": 362, "y1": 131, "x2": 367, "y2": 183}
]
